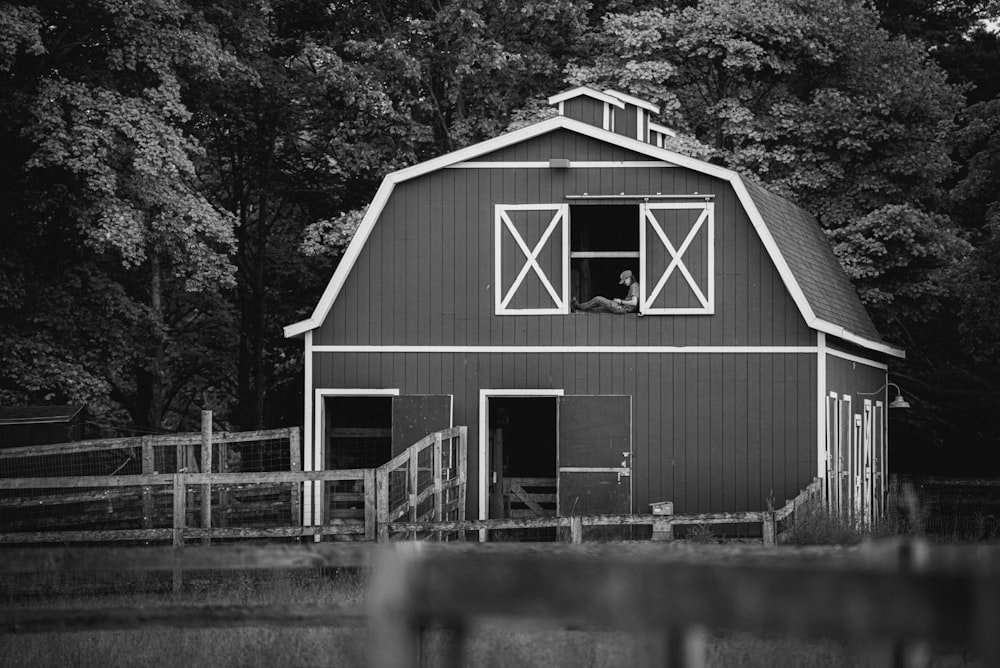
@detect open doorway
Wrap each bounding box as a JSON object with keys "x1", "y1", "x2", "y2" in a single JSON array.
[
  {"x1": 324, "y1": 396, "x2": 392, "y2": 470},
  {"x1": 322, "y1": 395, "x2": 392, "y2": 527},
  {"x1": 487, "y1": 396, "x2": 557, "y2": 527}
]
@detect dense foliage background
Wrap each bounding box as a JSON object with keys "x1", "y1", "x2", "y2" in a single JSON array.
[{"x1": 1, "y1": 0, "x2": 998, "y2": 473}]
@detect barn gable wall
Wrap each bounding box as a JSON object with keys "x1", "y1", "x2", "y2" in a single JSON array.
[
  {"x1": 316, "y1": 128, "x2": 811, "y2": 348},
  {"x1": 469, "y1": 129, "x2": 652, "y2": 163}
]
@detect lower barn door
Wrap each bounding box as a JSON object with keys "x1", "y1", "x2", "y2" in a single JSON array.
[
  {"x1": 391, "y1": 395, "x2": 452, "y2": 457},
  {"x1": 558, "y1": 395, "x2": 632, "y2": 516}
]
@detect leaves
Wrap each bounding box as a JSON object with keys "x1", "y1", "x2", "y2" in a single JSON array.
[{"x1": 829, "y1": 204, "x2": 971, "y2": 322}]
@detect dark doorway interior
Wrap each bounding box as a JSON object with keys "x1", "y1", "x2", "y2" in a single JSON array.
[
  {"x1": 325, "y1": 396, "x2": 392, "y2": 470},
  {"x1": 488, "y1": 397, "x2": 557, "y2": 527}
]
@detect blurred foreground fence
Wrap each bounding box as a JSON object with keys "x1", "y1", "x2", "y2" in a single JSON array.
[{"x1": 1, "y1": 539, "x2": 999, "y2": 667}]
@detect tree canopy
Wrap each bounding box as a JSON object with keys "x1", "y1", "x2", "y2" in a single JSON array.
[{"x1": 1, "y1": 0, "x2": 998, "y2": 470}]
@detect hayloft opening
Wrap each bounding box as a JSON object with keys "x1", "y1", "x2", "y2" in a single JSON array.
[{"x1": 570, "y1": 204, "x2": 640, "y2": 303}]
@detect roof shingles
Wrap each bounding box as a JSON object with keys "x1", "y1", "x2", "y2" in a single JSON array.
[{"x1": 741, "y1": 178, "x2": 885, "y2": 343}]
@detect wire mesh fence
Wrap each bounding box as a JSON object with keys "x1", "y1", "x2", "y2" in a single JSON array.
[
  {"x1": 0, "y1": 427, "x2": 300, "y2": 544},
  {"x1": 0, "y1": 425, "x2": 476, "y2": 546},
  {"x1": 375, "y1": 428, "x2": 468, "y2": 541},
  {"x1": 889, "y1": 475, "x2": 1000, "y2": 540}
]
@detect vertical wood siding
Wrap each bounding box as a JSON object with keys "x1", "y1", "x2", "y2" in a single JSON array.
[
  {"x1": 612, "y1": 104, "x2": 641, "y2": 140},
  {"x1": 309, "y1": 126, "x2": 822, "y2": 515},
  {"x1": 314, "y1": 351, "x2": 817, "y2": 516},
  {"x1": 317, "y1": 129, "x2": 811, "y2": 347},
  {"x1": 563, "y1": 98, "x2": 604, "y2": 128},
  {"x1": 826, "y1": 350, "x2": 887, "y2": 404}
]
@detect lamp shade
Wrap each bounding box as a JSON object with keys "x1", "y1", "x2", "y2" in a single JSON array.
[{"x1": 889, "y1": 395, "x2": 910, "y2": 409}]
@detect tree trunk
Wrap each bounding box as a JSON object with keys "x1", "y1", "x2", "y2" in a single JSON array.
[
  {"x1": 235, "y1": 128, "x2": 275, "y2": 431},
  {"x1": 134, "y1": 251, "x2": 166, "y2": 430}
]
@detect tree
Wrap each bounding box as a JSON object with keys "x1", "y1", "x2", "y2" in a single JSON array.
[
  {"x1": 0, "y1": 1, "x2": 237, "y2": 430},
  {"x1": 567, "y1": 0, "x2": 967, "y2": 330}
]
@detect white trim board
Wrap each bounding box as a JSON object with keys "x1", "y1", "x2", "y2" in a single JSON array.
[
  {"x1": 283, "y1": 107, "x2": 902, "y2": 359},
  {"x1": 303, "y1": 331, "x2": 314, "y2": 532},
  {"x1": 311, "y1": 345, "x2": 819, "y2": 354},
  {"x1": 548, "y1": 87, "x2": 625, "y2": 109},
  {"x1": 603, "y1": 89, "x2": 660, "y2": 114},
  {"x1": 446, "y1": 161, "x2": 675, "y2": 169},
  {"x1": 817, "y1": 332, "x2": 827, "y2": 480},
  {"x1": 825, "y1": 347, "x2": 889, "y2": 371}
]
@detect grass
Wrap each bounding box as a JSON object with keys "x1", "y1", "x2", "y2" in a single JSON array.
[
  {"x1": 0, "y1": 552, "x2": 987, "y2": 668},
  {"x1": 3, "y1": 485, "x2": 996, "y2": 668}
]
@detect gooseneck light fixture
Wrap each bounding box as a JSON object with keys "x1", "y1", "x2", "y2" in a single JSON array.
[{"x1": 859, "y1": 382, "x2": 911, "y2": 409}]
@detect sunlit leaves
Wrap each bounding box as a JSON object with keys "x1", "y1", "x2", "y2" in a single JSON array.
[{"x1": 0, "y1": 3, "x2": 44, "y2": 71}]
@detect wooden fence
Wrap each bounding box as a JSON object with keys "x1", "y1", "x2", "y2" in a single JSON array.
[
  {"x1": 0, "y1": 422, "x2": 468, "y2": 546},
  {"x1": 0, "y1": 414, "x2": 306, "y2": 544},
  {"x1": 2, "y1": 539, "x2": 999, "y2": 668},
  {"x1": 384, "y1": 477, "x2": 825, "y2": 546},
  {"x1": 375, "y1": 427, "x2": 467, "y2": 541},
  {"x1": 503, "y1": 477, "x2": 556, "y2": 519},
  {"x1": 889, "y1": 475, "x2": 1000, "y2": 539},
  {"x1": 2, "y1": 413, "x2": 823, "y2": 547}
]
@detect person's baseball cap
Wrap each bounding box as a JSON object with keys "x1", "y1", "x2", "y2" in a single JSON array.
[{"x1": 619, "y1": 270, "x2": 634, "y2": 284}]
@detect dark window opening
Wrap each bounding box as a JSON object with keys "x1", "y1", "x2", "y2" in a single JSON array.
[{"x1": 570, "y1": 204, "x2": 640, "y2": 303}]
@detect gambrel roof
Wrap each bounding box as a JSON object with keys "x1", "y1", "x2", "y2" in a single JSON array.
[
  {"x1": 741, "y1": 179, "x2": 885, "y2": 346},
  {"x1": 286, "y1": 114, "x2": 903, "y2": 359}
]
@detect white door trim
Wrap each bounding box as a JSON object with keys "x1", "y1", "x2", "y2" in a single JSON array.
[
  {"x1": 311, "y1": 388, "x2": 400, "y2": 529},
  {"x1": 478, "y1": 389, "x2": 564, "y2": 525}
]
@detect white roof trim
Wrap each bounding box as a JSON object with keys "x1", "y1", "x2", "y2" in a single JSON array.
[
  {"x1": 548, "y1": 86, "x2": 625, "y2": 109},
  {"x1": 813, "y1": 318, "x2": 906, "y2": 359},
  {"x1": 649, "y1": 122, "x2": 677, "y2": 138},
  {"x1": 604, "y1": 89, "x2": 660, "y2": 114},
  {"x1": 284, "y1": 117, "x2": 572, "y2": 338},
  {"x1": 285, "y1": 114, "x2": 897, "y2": 358}
]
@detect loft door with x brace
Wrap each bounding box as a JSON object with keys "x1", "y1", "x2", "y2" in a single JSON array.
[
  {"x1": 640, "y1": 202, "x2": 715, "y2": 315},
  {"x1": 495, "y1": 204, "x2": 569, "y2": 314}
]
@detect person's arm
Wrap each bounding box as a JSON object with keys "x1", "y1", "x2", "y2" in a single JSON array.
[{"x1": 621, "y1": 283, "x2": 640, "y2": 306}]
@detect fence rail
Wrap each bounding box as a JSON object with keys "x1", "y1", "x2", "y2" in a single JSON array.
[
  {"x1": 384, "y1": 478, "x2": 825, "y2": 546},
  {"x1": 375, "y1": 427, "x2": 467, "y2": 542},
  {"x1": 369, "y1": 540, "x2": 1000, "y2": 668},
  {"x1": 0, "y1": 422, "x2": 468, "y2": 547},
  {"x1": 2, "y1": 540, "x2": 1000, "y2": 668}
]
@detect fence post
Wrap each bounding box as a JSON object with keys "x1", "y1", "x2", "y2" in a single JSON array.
[
  {"x1": 141, "y1": 436, "x2": 154, "y2": 531},
  {"x1": 376, "y1": 466, "x2": 389, "y2": 542},
  {"x1": 458, "y1": 427, "x2": 468, "y2": 542},
  {"x1": 200, "y1": 411, "x2": 212, "y2": 546},
  {"x1": 433, "y1": 433, "x2": 444, "y2": 541},
  {"x1": 762, "y1": 511, "x2": 776, "y2": 547},
  {"x1": 218, "y1": 434, "x2": 229, "y2": 530},
  {"x1": 289, "y1": 427, "x2": 301, "y2": 527},
  {"x1": 570, "y1": 516, "x2": 583, "y2": 544},
  {"x1": 172, "y1": 473, "x2": 186, "y2": 593},
  {"x1": 364, "y1": 469, "x2": 377, "y2": 542},
  {"x1": 408, "y1": 448, "x2": 419, "y2": 530}
]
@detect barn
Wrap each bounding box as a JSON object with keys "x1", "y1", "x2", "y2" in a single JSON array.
[{"x1": 285, "y1": 86, "x2": 905, "y2": 530}]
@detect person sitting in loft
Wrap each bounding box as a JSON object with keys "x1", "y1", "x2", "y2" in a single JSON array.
[{"x1": 572, "y1": 270, "x2": 639, "y2": 314}]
